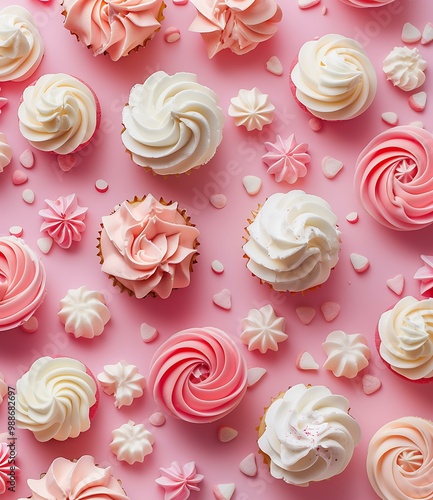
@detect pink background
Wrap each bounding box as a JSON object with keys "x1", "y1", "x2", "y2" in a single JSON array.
[{"x1": 0, "y1": 0, "x2": 432, "y2": 498}]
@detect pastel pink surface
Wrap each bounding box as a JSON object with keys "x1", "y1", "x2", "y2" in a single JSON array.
[{"x1": 0, "y1": 1, "x2": 433, "y2": 499}]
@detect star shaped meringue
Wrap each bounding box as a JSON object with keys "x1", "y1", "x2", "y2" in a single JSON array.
[
  {"x1": 156, "y1": 461, "x2": 204, "y2": 500},
  {"x1": 240, "y1": 304, "x2": 287, "y2": 353},
  {"x1": 228, "y1": 88, "x2": 275, "y2": 131}
]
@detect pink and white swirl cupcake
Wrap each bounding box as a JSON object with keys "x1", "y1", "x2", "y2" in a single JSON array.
[
  {"x1": 339, "y1": 0, "x2": 396, "y2": 6},
  {"x1": 148, "y1": 327, "x2": 248, "y2": 423},
  {"x1": 189, "y1": 0, "x2": 282, "y2": 58},
  {"x1": 98, "y1": 194, "x2": 200, "y2": 299},
  {"x1": 367, "y1": 417, "x2": 433, "y2": 500},
  {"x1": 354, "y1": 126, "x2": 433, "y2": 231},
  {"x1": 61, "y1": 0, "x2": 166, "y2": 61},
  {"x1": 0, "y1": 236, "x2": 46, "y2": 332}
]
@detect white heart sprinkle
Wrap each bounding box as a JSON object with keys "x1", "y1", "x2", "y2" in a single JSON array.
[
  {"x1": 37, "y1": 237, "x2": 53, "y2": 254},
  {"x1": 321, "y1": 156, "x2": 343, "y2": 179},
  {"x1": 350, "y1": 253, "x2": 370, "y2": 273},
  {"x1": 140, "y1": 322, "x2": 158, "y2": 343},
  {"x1": 298, "y1": 0, "x2": 320, "y2": 9},
  {"x1": 265, "y1": 56, "x2": 283, "y2": 76},
  {"x1": 209, "y1": 194, "x2": 227, "y2": 209},
  {"x1": 409, "y1": 121, "x2": 424, "y2": 128},
  {"x1": 239, "y1": 453, "x2": 257, "y2": 477},
  {"x1": 19, "y1": 149, "x2": 34, "y2": 169},
  {"x1": 218, "y1": 426, "x2": 238, "y2": 443},
  {"x1": 421, "y1": 22, "x2": 433, "y2": 45},
  {"x1": 362, "y1": 374, "x2": 381, "y2": 395},
  {"x1": 401, "y1": 22, "x2": 421, "y2": 44},
  {"x1": 296, "y1": 351, "x2": 319, "y2": 370},
  {"x1": 247, "y1": 367, "x2": 266, "y2": 387},
  {"x1": 213, "y1": 483, "x2": 235, "y2": 500},
  {"x1": 381, "y1": 112, "x2": 398, "y2": 126},
  {"x1": 22, "y1": 188, "x2": 35, "y2": 204},
  {"x1": 386, "y1": 274, "x2": 404, "y2": 296},
  {"x1": 242, "y1": 175, "x2": 262, "y2": 195},
  {"x1": 409, "y1": 91, "x2": 427, "y2": 112}
]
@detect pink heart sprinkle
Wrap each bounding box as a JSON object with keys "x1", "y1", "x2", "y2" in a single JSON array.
[
  {"x1": 239, "y1": 453, "x2": 257, "y2": 477},
  {"x1": 12, "y1": 170, "x2": 28, "y2": 185},
  {"x1": 295, "y1": 306, "x2": 316, "y2": 325},
  {"x1": 362, "y1": 374, "x2": 381, "y2": 395},
  {"x1": 212, "y1": 288, "x2": 232, "y2": 310}
]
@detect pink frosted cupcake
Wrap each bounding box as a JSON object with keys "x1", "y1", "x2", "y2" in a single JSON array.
[
  {"x1": 19, "y1": 455, "x2": 129, "y2": 499},
  {"x1": 18, "y1": 73, "x2": 101, "y2": 155},
  {"x1": 0, "y1": 236, "x2": 46, "y2": 332},
  {"x1": 98, "y1": 195, "x2": 199, "y2": 299},
  {"x1": 16, "y1": 356, "x2": 99, "y2": 442},
  {"x1": 376, "y1": 296, "x2": 433, "y2": 383},
  {"x1": 148, "y1": 327, "x2": 248, "y2": 423},
  {"x1": 61, "y1": 0, "x2": 166, "y2": 61},
  {"x1": 189, "y1": 0, "x2": 282, "y2": 58},
  {"x1": 354, "y1": 125, "x2": 433, "y2": 231}
]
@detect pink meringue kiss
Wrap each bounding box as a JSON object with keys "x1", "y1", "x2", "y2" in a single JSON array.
[
  {"x1": 148, "y1": 327, "x2": 248, "y2": 423},
  {"x1": 354, "y1": 126, "x2": 433, "y2": 231},
  {"x1": 0, "y1": 236, "x2": 46, "y2": 332}
]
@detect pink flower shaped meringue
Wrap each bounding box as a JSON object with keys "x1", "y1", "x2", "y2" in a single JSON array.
[
  {"x1": 156, "y1": 461, "x2": 204, "y2": 500},
  {"x1": 39, "y1": 194, "x2": 88, "y2": 248},
  {"x1": 414, "y1": 255, "x2": 433, "y2": 298},
  {"x1": 262, "y1": 134, "x2": 310, "y2": 184},
  {"x1": 0, "y1": 441, "x2": 18, "y2": 494}
]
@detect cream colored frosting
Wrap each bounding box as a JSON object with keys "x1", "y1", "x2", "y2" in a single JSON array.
[
  {"x1": 121, "y1": 71, "x2": 225, "y2": 175},
  {"x1": 0, "y1": 372, "x2": 6, "y2": 405},
  {"x1": 0, "y1": 236, "x2": 47, "y2": 331},
  {"x1": 19, "y1": 455, "x2": 130, "y2": 499},
  {"x1": 228, "y1": 87, "x2": 275, "y2": 131},
  {"x1": 110, "y1": 420, "x2": 154, "y2": 465},
  {"x1": 240, "y1": 304, "x2": 287, "y2": 353},
  {"x1": 62, "y1": 0, "x2": 165, "y2": 61},
  {"x1": 291, "y1": 34, "x2": 377, "y2": 121},
  {"x1": 0, "y1": 132, "x2": 12, "y2": 172},
  {"x1": 383, "y1": 46, "x2": 426, "y2": 92},
  {"x1": 378, "y1": 296, "x2": 433, "y2": 381},
  {"x1": 323, "y1": 330, "x2": 371, "y2": 378},
  {"x1": 18, "y1": 73, "x2": 98, "y2": 154},
  {"x1": 99, "y1": 195, "x2": 199, "y2": 298},
  {"x1": 97, "y1": 360, "x2": 145, "y2": 408},
  {"x1": 16, "y1": 356, "x2": 97, "y2": 442},
  {"x1": 243, "y1": 190, "x2": 341, "y2": 292},
  {"x1": 258, "y1": 384, "x2": 361, "y2": 486},
  {"x1": 0, "y1": 5, "x2": 44, "y2": 82},
  {"x1": 189, "y1": 0, "x2": 282, "y2": 58},
  {"x1": 367, "y1": 416, "x2": 433, "y2": 500},
  {"x1": 58, "y1": 286, "x2": 111, "y2": 339}
]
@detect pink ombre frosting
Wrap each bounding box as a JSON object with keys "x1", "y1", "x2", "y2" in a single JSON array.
[
  {"x1": 354, "y1": 126, "x2": 433, "y2": 231},
  {"x1": 100, "y1": 195, "x2": 199, "y2": 299},
  {"x1": 19, "y1": 455, "x2": 129, "y2": 500},
  {"x1": 367, "y1": 417, "x2": 433, "y2": 500},
  {"x1": 149, "y1": 327, "x2": 248, "y2": 423},
  {"x1": 189, "y1": 0, "x2": 282, "y2": 58},
  {"x1": 339, "y1": 0, "x2": 396, "y2": 6},
  {"x1": 0, "y1": 236, "x2": 46, "y2": 331},
  {"x1": 39, "y1": 194, "x2": 88, "y2": 249},
  {"x1": 62, "y1": 0, "x2": 165, "y2": 61}
]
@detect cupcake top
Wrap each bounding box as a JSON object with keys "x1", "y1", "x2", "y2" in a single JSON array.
[
  {"x1": 61, "y1": 0, "x2": 165, "y2": 61},
  {"x1": 377, "y1": 296, "x2": 433, "y2": 381},
  {"x1": 99, "y1": 195, "x2": 199, "y2": 299},
  {"x1": 258, "y1": 384, "x2": 361, "y2": 486},
  {"x1": 354, "y1": 125, "x2": 433, "y2": 231},
  {"x1": 0, "y1": 132, "x2": 12, "y2": 172},
  {"x1": 339, "y1": 0, "x2": 396, "y2": 6},
  {"x1": 16, "y1": 356, "x2": 98, "y2": 442},
  {"x1": 367, "y1": 416, "x2": 433, "y2": 500},
  {"x1": 121, "y1": 71, "x2": 225, "y2": 175},
  {"x1": 148, "y1": 326, "x2": 248, "y2": 423},
  {"x1": 0, "y1": 236, "x2": 46, "y2": 332},
  {"x1": 19, "y1": 455, "x2": 130, "y2": 500},
  {"x1": 290, "y1": 34, "x2": 377, "y2": 121},
  {"x1": 0, "y1": 5, "x2": 44, "y2": 83},
  {"x1": 18, "y1": 73, "x2": 98, "y2": 155},
  {"x1": 243, "y1": 190, "x2": 341, "y2": 293},
  {"x1": 189, "y1": 0, "x2": 282, "y2": 58}
]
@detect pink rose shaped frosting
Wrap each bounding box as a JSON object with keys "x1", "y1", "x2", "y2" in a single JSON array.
[
  {"x1": 19, "y1": 455, "x2": 130, "y2": 499},
  {"x1": 62, "y1": 0, "x2": 165, "y2": 61},
  {"x1": 39, "y1": 193, "x2": 88, "y2": 249},
  {"x1": 148, "y1": 327, "x2": 248, "y2": 423},
  {"x1": 99, "y1": 195, "x2": 199, "y2": 299},
  {"x1": 354, "y1": 126, "x2": 433, "y2": 230},
  {"x1": 189, "y1": 0, "x2": 282, "y2": 58},
  {"x1": 367, "y1": 417, "x2": 433, "y2": 500},
  {"x1": 339, "y1": 0, "x2": 395, "y2": 6},
  {"x1": 0, "y1": 236, "x2": 46, "y2": 331}
]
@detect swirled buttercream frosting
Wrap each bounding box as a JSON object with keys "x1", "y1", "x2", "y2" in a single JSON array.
[
  {"x1": 58, "y1": 286, "x2": 111, "y2": 338},
  {"x1": 16, "y1": 356, "x2": 98, "y2": 441},
  {"x1": 189, "y1": 0, "x2": 282, "y2": 58},
  {"x1": 0, "y1": 5, "x2": 44, "y2": 82},
  {"x1": 0, "y1": 132, "x2": 12, "y2": 172},
  {"x1": 290, "y1": 34, "x2": 377, "y2": 121},
  {"x1": 383, "y1": 46, "x2": 426, "y2": 92},
  {"x1": 62, "y1": 0, "x2": 165, "y2": 61},
  {"x1": 149, "y1": 326, "x2": 248, "y2": 423},
  {"x1": 18, "y1": 455, "x2": 130, "y2": 500},
  {"x1": 121, "y1": 71, "x2": 225, "y2": 175},
  {"x1": 367, "y1": 416, "x2": 433, "y2": 500},
  {"x1": 377, "y1": 296, "x2": 433, "y2": 381},
  {"x1": 99, "y1": 195, "x2": 199, "y2": 299},
  {"x1": 0, "y1": 236, "x2": 46, "y2": 332},
  {"x1": 339, "y1": 0, "x2": 396, "y2": 6},
  {"x1": 243, "y1": 190, "x2": 341, "y2": 293},
  {"x1": 354, "y1": 125, "x2": 433, "y2": 231},
  {"x1": 18, "y1": 73, "x2": 99, "y2": 155},
  {"x1": 258, "y1": 384, "x2": 361, "y2": 486}
]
